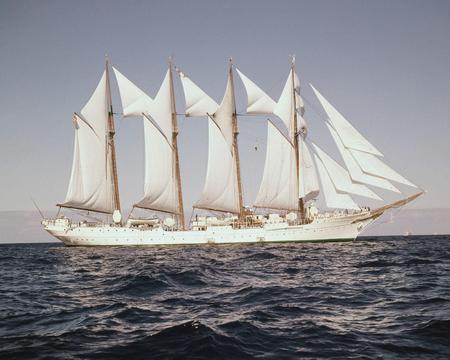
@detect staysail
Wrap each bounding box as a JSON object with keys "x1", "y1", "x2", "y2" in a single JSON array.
[
  {"x1": 310, "y1": 84, "x2": 383, "y2": 156},
  {"x1": 60, "y1": 65, "x2": 119, "y2": 214},
  {"x1": 311, "y1": 143, "x2": 381, "y2": 200},
  {"x1": 313, "y1": 153, "x2": 360, "y2": 210},
  {"x1": 178, "y1": 70, "x2": 219, "y2": 116},
  {"x1": 113, "y1": 66, "x2": 172, "y2": 138},
  {"x1": 237, "y1": 67, "x2": 306, "y2": 135},
  {"x1": 113, "y1": 66, "x2": 183, "y2": 218},
  {"x1": 349, "y1": 149, "x2": 416, "y2": 187},
  {"x1": 326, "y1": 123, "x2": 401, "y2": 192},
  {"x1": 235, "y1": 68, "x2": 276, "y2": 114},
  {"x1": 311, "y1": 85, "x2": 417, "y2": 190}
]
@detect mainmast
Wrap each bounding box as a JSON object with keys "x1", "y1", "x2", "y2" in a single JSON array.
[
  {"x1": 168, "y1": 59, "x2": 185, "y2": 229},
  {"x1": 290, "y1": 57, "x2": 305, "y2": 220},
  {"x1": 229, "y1": 59, "x2": 245, "y2": 219},
  {"x1": 105, "y1": 59, "x2": 121, "y2": 216}
]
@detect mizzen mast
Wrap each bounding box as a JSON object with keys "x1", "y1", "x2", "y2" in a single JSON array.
[
  {"x1": 229, "y1": 59, "x2": 245, "y2": 219},
  {"x1": 58, "y1": 60, "x2": 122, "y2": 216}
]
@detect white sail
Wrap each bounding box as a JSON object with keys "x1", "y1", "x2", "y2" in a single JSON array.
[
  {"x1": 62, "y1": 72, "x2": 115, "y2": 214},
  {"x1": 148, "y1": 69, "x2": 173, "y2": 139},
  {"x1": 311, "y1": 143, "x2": 382, "y2": 200},
  {"x1": 236, "y1": 66, "x2": 306, "y2": 135},
  {"x1": 298, "y1": 136, "x2": 320, "y2": 202},
  {"x1": 194, "y1": 118, "x2": 240, "y2": 213},
  {"x1": 273, "y1": 69, "x2": 306, "y2": 137},
  {"x1": 311, "y1": 84, "x2": 383, "y2": 156},
  {"x1": 178, "y1": 70, "x2": 219, "y2": 117},
  {"x1": 195, "y1": 65, "x2": 242, "y2": 213},
  {"x1": 254, "y1": 121, "x2": 298, "y2": 210},
  {"x1": 114, "y1": 67, "x2": 181, "y2": 213},
  {"x1": 235, "y1": 68, "x2": 276, "y2": 114},
  {"x1": 349, "y1": 149, "x2": 417, "y2": 187},
  {"x1": 327, "y1": 123, "x2": 401, "y2": 192},
  {"x1": 113, "y1": 67, "x2": 172, "y2": 139},
  {"x1": 273, "y1": 70, "x2": 296, "y2": 136},
  {"x1": 296, "y1": 75, "x2": 306, "y2": 117},
  {"x1": 211, "y1": 71, "x2": 235, "y2": 149},
  {"x1": 135, "y1": 116, "x2": 179, "y2": 213},
  {"x1": 314, "y1": 154, "x2": 360, "y2": 210},
  {"x1": 113, "y1": 67, "x2": 153, "y2": 116}
]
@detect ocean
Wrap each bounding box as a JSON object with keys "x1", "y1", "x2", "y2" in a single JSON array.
[{"x1": 1, "y1": 236, "x2": 449, "y2": 359}]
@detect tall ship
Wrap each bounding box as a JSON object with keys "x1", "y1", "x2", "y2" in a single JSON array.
[{"x1": 42, "y1": 57, "x2": 423, "y2": 246}]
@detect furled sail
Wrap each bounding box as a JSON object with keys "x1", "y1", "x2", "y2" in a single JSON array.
[
  {"x1": 311, "y1": 143, "x2": 382, "y2": 200},
  {"x1": 254, "y1": 121, "x2": 298, "y2": 210},
  {"x1": 61, "y1": 71, "x2": 115, "y2": 214},
  {"x1": 178, "y1": 70, "x2": 219, "y2": 117},
  {"x1": 313, "y1": 154, "x2": 360, "y2": 210},
  {"x1": 298, "y1": 136, "x2": 320, "y2": 202},
  {"x1": 194, "y1": 118, "x2": 240, "y2": 213},
  {"x1": 327, "y1": 123, "x2": 401, "y2": 192},
  {"x1": 135, "y1": 116, "x2": 179, "y2": 213},
  {"x1": 113, "y1": 67, "x2": 181, "y2": 214},
  {"x1": 235, "y1": 68, "x2": 276, "y2": 114},
  {"x1": 310, "y1": 84, "x2": 383, "y2": 156}
]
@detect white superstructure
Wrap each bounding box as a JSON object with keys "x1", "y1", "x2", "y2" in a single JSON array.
[{"x1": 42, "y1": 57, "x2": 422, "y2": 246}]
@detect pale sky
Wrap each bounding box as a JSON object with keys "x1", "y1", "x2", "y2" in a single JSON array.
[{"x1": 0, "y1": 0, "x2": 449, "y2": 213}]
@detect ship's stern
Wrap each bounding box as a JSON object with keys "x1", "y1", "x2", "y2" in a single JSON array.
[{"x1": 41, "y1": 218, "x2": 73, "y2": 245}]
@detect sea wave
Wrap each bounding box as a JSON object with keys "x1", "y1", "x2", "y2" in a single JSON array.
[{"x1": 1, "y1": 236, "x2": 450, "y2": 359}]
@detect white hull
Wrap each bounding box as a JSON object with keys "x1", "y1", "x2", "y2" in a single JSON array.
[{"x1": 43, "y1": 212, "x2": 375, "y2": 246}]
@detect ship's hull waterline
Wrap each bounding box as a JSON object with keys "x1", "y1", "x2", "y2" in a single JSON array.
[{"x1": 43, "y1": 212, "x2": 376, "y2": 247}]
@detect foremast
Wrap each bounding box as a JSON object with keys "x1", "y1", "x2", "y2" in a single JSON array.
[
  {"x1": 168, "y1": 59, "x2": 186, "y2": 229},
  {"x1": 290, "y1": 58, "x2": 305, "y2": 221},
  {"x1": 237, "y1": 60, "x2": 319, "y2": 216},
  {"x1": 105, "y1": 59, "x2": 122, "y2": 217}
]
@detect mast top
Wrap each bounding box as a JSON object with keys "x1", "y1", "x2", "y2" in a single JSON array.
[
  {"x1": 228, "y1": 57, "x2": 234, "y2": 72},
  {"x1": 290, "y1": 55, "x2": 296, "y2": 67}
]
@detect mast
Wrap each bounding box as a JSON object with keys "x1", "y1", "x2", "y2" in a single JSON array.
[
  {"x1": 168, "y1": 59, "x2": 185, "y2": 229},
  {"x1": 291, "y1": 57, "x2": 305, "y2": 220},
  {"x1": 105, "y1": 58, "x2": 121, "y2": 215},
  {"x1": 229, "y1": 59, "x2": 245, "y2": 218}
]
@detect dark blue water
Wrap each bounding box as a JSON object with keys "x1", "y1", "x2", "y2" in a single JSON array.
[{"x1": 1, "y1": 236, "x2": 449, "y2": 359}]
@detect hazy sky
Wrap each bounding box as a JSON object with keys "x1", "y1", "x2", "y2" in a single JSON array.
[{"x1": 0, "y1": 0, "x2": 449, "y2": 213}]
